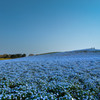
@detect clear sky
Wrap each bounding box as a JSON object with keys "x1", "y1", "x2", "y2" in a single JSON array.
[{"x1": 0, "y1": 0, "x2": 100, "y2": 55}]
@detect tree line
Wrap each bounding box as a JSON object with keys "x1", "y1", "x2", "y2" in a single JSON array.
[{"x1": 0, "y1": 54, "x2": 26, "y2": 58}]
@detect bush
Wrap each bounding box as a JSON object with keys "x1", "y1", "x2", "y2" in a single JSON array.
[{"x1": 22, "y1": 54, "x2": 26, "y2": 57}]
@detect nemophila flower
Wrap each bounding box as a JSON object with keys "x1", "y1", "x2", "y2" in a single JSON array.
[{"x1": 0, "y1": 51, "x2": 100, "y2": 99}]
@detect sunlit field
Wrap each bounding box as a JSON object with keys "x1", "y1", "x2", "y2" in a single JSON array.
[{"x1": 0, "y1": 58, "x2": 11, "y2": 60}]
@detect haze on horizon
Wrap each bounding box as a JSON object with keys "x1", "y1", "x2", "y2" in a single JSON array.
[{"x1": 0, "y1": 0, "x2": 100, "y2": 55}]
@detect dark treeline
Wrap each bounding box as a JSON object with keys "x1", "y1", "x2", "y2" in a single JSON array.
[{"x1": 0, "y1": 54, "x2": 26, "y2": 58}]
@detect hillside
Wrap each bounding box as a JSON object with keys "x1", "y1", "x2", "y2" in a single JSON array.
[{"x1": 0, "y1": 49, "x2": 100, "y2": 99}]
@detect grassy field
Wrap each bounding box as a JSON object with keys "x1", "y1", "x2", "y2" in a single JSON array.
[
  {"x1": 0, "y1": 58, "x2": 11, "y2": 60},
  {"x1": 37, "y1": 52, "x2": 60, "y2": 55}
]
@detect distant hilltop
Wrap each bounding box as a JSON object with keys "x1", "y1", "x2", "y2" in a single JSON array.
[
  {"x1": 71, "y1": 48, "x2": 100, "y2": 53},
  {"x1": 32, "y1": 48, "x2": 100, "y2": 56}
]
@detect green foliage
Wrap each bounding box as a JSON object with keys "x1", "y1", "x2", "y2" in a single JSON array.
[{"x1": 0, "y1": 54, "x2": 26, "y2": 59}]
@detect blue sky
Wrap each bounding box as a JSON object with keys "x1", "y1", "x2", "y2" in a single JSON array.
[{"x1": 0, "y1": 0, "x2": 100, "y2": 55}]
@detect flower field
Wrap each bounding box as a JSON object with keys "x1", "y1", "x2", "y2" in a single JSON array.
[{"x1": 0, "y1": 49, "x2": 100, "y2": 100}]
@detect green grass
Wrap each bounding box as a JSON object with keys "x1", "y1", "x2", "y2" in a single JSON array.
[
  {"x1": 0, "y1": 58, "x2": 11, "y2": 60},
  {"x1": 37, "y1": 52, "x2": 60, "y2": 55}
]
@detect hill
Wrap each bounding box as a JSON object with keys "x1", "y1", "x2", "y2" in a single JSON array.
[{"x1": 0, "y1": 49, "x2": 100, "y2": 99}]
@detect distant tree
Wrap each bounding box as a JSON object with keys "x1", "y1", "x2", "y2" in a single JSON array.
[
  {"x1": 22, "y1": 54, "x2": 26, "y2": 57},
  {"x1": 0, "y1": 53, "x2": 26, "y2": 59},
  {"x1": 10, "y1": 55, "x2": 15, "y2": 58},
  {"x1": 8, "y1": 55, "x2": 11, "y2": 58},
  {"x1": 0, "y1": 55, "x2": 2, "y2": 58},
  {"x1": 3, "y1": 54, "x2": 9, "y2": 58},
  {"x1": 16, "y1": 54, "x2": 22, "y2": 58}
]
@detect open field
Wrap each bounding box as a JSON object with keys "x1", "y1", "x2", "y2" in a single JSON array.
[
  {"x1": 0, "y1": 58, "x2": 11, "y2": 60},
  {"x1": 0, "y1": 49, "x2": 100, "y2": 99}
]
